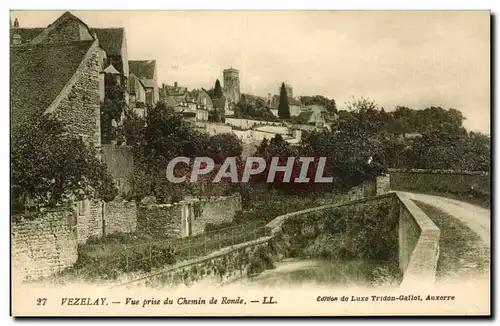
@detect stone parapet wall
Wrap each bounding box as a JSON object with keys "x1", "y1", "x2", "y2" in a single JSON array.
[{"x1": 396, "y1": 192, "x2": 440, "y2": 286}]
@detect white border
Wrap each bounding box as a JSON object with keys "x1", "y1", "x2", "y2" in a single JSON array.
[{"x1": 2, "y1": 1, "x2": 497, "y2": 325}]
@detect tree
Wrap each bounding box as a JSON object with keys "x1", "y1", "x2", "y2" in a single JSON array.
[
  {"x1": 299, "y1": 95, "x2": 337, "y2": 113},
  {"x1": 278, "y1": 82, "x2": 291, "y2": 119},
  {"x1": 234, "y1": 94, "x2": 276, "y2": 121},
  {"x1": 117, "y1": 108, "x2": 146, "y2": 146},
  {"x1": 205, "y1": 133, "x2": 243, "y2": 164},
  {"x1": 214, "y1": 79, "x2": 223, "y2": 99},
  {"x1": 101, "y1": 74, "x2": 126, "y2": 144},
  {"x1": 130, "y1": 102, "x2": 218, "y2": 202},
  {"x1": 11, "y1": 113, "x2": 117, "y2": 210}
]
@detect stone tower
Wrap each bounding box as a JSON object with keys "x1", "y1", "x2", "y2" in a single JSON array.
[{"x1": 223, "y1": 68, "x2": 240, "y2": 105}]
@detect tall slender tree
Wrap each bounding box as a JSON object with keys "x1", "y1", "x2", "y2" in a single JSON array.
[
  {"x1": 214, "y1": 79, "x2": 223, "y2": 99},
  {"x1": 278, "y1": 82, "x2": 291, "y2": 119}
]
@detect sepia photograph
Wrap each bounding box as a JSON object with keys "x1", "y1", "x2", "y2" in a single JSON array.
[{"x1": 9, "y1": 9, "x2": 491, "y2": 317}]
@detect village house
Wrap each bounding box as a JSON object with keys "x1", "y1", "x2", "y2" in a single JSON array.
[
  {"x1": 128, "y1": 73, "x2": 147, "y2": 117},
  {"x1": 91, "y1": 27, "x2": 129, "y2": 104},
  {"x1": 10, "y1": 11, "x2": 107, "y2": 238},
  {"x1": 267, "y1": 94, "x2": 302, "y2": 117},
  {"x1": 213, "y1": 97, "x2": 232, "y2": 116},
  {"x1": 129, "y1": 60, "x2": 160, "y2": 107},
  {"x1": 10, "y1": 15, "x2": 132, "y2": 125}
]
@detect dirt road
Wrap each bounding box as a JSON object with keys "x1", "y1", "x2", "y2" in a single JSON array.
[{"x1": 401, "y1": 192, "x2": 490, "y2": 246}]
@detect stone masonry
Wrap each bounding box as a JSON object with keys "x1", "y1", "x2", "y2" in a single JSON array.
[
  {"x1": 50, "y1": 42, "x2": 102, "y2": 147},
  {"x1": 104, "y1": 201, "x2": 137, "y2": 235},
  {"x1": 11, "y1": 211, "x2": 78, "y2": 282}
]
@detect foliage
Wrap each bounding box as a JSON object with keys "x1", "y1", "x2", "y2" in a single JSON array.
[
  {"x1": 74, "y1": 233, "x2": 176, "y2": 279},
  {"x1": 299, "y1": 95, "x2": 337, "y2": 113},
  {"x1": 116, "y1": 107, "x2": 146, "y2": 146},
  {"x1": 279, "y1": 199, "x2": 399, "y2": 262},
  {"x1": 247, "y1": 245, "x2": 275, "y2": 276},
  {"x1": 11, "y1": 114, "x2": 118, "y2": 210},
  {"x1": 127, "y1": 102, "x2": 245, "y2": 202},
  {"x1": 234, "y1": 94, "x2": 277, "y2": 120},
  {"x1": 278, "y1": 82, "x2": 290, "y2": 119},
  {"x1": 213, "y1": 79, "x2": 223, "y2": 99},
  {"x1": 204, "y1": 133, "x2": 243, "y2": 164},
  {"x1": 208, "y1": 110, "x2": 225, "y2": 123},
  {"x1": 299, "y1": 97, "x2": 490, "y2": 191},
  {"x1": 101, "y1": 73, "x2": 126, "y2": 144}
]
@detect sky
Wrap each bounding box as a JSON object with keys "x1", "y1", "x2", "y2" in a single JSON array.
[{"x1": 10, "y1": 10, "x2": 490, "y2": 133}]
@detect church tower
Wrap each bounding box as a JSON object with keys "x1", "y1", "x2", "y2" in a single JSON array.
[{"x1": 223, "y1": 67, "x2": 240, "y2": 105}]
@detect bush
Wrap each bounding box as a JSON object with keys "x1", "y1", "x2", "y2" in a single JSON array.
[{"x1": 247, "y1": 245, "x2": 275, "y2": 276}]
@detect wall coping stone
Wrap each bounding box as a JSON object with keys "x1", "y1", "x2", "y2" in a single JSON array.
[
  {"x1": 395, "y1": 192, "x2": 440, "y2": 286},
  {"x1": 388, "y1": 168, "x2": 489, "y2": 176}
]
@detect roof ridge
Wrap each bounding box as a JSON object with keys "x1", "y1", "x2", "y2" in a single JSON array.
[{"x1": 11, "y1": 40, "x2": 94, "y2": 51}]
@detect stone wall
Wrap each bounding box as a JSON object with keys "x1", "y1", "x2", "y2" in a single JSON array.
[
  {"x1": 396, "y1": 192, "x2": 440, "y2": 286},
  {"x1": 190, "y1": 194, "x2": 242, "y2": 236},
  {"x1": 194, "y1": 122, "x2": 233, "y2": 136},
  {"x1": 128, "y1": 237, "x2": 271, "y2": 288},
  {"x1": 51, "y1": 42, "x2": 101, "y2": 147},
  {"x1": 11, "y1": 210, "x2": 78, "y2": 282},
  {"x1": 137, "y1": 194, "x2": 242, "y2": 239},
  {"x1": 76, "y1": 200, "x2": 103, "y2": 244},
  {"x1": 389, "y1": 169, "x2": 490, "y2": 196},
  {"x1": 225, "y1": 118, "x2": 283, "y2": 130},
  {"x1": 138, "y1": 203, "x2": 184, "y2": 238},
  {"x1": 101, "y1": 144, "x2": 134, "y2": 194},
  {"x1": 104, "y1": 201, "x2": 137, "y2": 235}
]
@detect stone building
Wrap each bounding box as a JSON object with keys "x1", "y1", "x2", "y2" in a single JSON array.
[
  {"x1": 128, "y1": 73, "x2": 147, "y2": 117},
  {"x1": 11, "y1": 12, "x2": 105, "y2": 148},
  {"x1": 223, "y1": 67, "x2": 240, "y2": 105},
  {"x1": 267, "y1": 94, "x2": 302, "y2": 117},
  {"x1": 129, "y1": 60, "x2": 160, "y2": 107},
  {"x1": 10, "y1": 14, "x2": 132, "y2": 123},
  {"x1": 213, "y1": 97, "x2": 231, "y2": 116},
  {"x1": 10, "y1": 11, "x2": 108, "y2": 244}
]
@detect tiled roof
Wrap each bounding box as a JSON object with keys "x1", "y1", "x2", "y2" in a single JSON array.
[
  {"x1": 91, "y1": 28, "x2": 124, "y2": 56},
  {"x1": 30, "y1": 11, "x2": 95, "y2": 45},
  {"x1": 165, "y1": 96, "x2": 178, "y2": 108},
  {"x1": 129, "y1": 60, "x2": 156, "y2": 80},
  {"x1": 129, "y1": 73, "x2": 145, "y2": 94},
  {"x1": 212, "y1": 97, "x2": 227, "y2": 109},
  {"x1": 10, "y1": 28, "x2": 44, "y2": 44},
  {"x1": 10, "y1": 41, "x2": 93, "y2": 124},
  {"x1": 288, "y1": 97, "x2": 302, "y2": 106},
  {"x1": 141, "y1": 79, "x2": 157, "y2": 88}
]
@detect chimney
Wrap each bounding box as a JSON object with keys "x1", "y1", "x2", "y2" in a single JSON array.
[
  {"x1": 174, "y1": 81, "x2": 178, "y2": 88},
  {"x1": 13, "y1": 18, "x2": 19, "y2": 28}
]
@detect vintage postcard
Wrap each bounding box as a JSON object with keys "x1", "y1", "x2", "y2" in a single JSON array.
[{"x1": 10, "y1": 10, "x2": 491, "y2": 316}]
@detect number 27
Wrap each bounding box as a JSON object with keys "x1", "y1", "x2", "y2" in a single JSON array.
[{"x1": 36, "y1": 298, "x2": 47, "y2": 306}]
